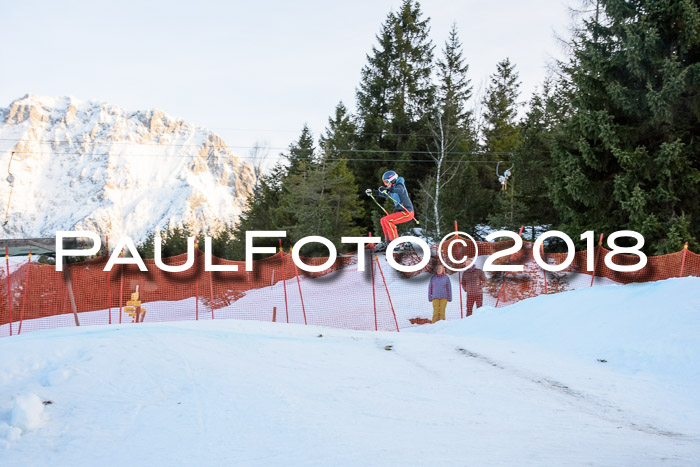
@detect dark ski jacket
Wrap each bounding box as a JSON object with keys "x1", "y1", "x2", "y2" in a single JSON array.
[
  {"x1": 372, "y1": 176, "x2": 414, "y2": 212},
  {"x1": 461, "y1": 268, "x2": 487, "y2": 294}
]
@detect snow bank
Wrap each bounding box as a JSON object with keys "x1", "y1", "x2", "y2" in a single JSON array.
[
  {"x1": 9, "y1": 393, "x2": 45, "y2": 432},
  {"x1": 0, "y1": 278, "x2": 698, "y2": 465},
  {"x1": 0, "y1": 422, "x2": 22, "y2": 443},
  {"x1": 414, "y1": 277, "x2": 700, "y2": 381}
]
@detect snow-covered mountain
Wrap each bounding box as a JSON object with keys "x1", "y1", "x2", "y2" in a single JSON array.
[{"x1": 0, "y1": 94, "x2": 257, "y2": 243}]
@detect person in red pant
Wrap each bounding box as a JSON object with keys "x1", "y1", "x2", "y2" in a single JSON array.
[
  {"x1": 461, "y1": 265, "x2": 487, "y2": 316},
  {"x1": 365, "y1": 170, "x2": 414, "y2": 248}
]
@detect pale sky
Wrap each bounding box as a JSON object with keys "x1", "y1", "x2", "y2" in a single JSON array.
[{"x1": 0, "y1": 0, "x2": 573, "y2": 165}]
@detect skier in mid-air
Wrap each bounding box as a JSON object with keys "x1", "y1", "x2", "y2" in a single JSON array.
[{"x1": 365, "y1": 170, "x2": 415, "y2": 250}]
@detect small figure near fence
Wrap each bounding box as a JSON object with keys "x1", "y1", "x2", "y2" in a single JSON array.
[
  {"x1": 462, "y1": 265, "x2": 487, "y2": 317},
  {"x1": 124, "y1": 285, "x2": 146, "y2": 323},
  {"x1": 429, "y1": 263, "x2": 452, "y2": 323}
]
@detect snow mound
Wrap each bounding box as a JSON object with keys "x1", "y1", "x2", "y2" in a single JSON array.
[
  {"x1": 0, "y1": 422, "x2": 21, "y2": 443},
  {"x1": 9, "y1": 393, "x2": 45, "y2": 432},
  {"x1": 415, "y1": 277, "x2": 700, "y2": 380},
  {"x1": 0, "y1": 278, "x2": 698, "y2": 465}
]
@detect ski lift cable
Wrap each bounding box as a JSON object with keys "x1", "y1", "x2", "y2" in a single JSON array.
[
  {"x1": 1, "y1": 153, "x2": 518, "y2": 164},
  {"x1": 0, "y1": 137, "x2": 517, "y2": 156},
  {"x1": 2, "y1": 146, "x2": 517, "y2": 161}
]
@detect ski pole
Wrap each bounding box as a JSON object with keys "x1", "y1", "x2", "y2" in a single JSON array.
[
  {"x1": 399, "y1": 202, "x2": 420, "y2": 225},
  {"x1": 368, "y1": 193, "x2": 389, "y2": 215}
]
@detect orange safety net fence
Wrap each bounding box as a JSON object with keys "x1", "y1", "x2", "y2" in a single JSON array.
[{"x1": 1, "y1": 239, "x2": 698, "y2": 337}]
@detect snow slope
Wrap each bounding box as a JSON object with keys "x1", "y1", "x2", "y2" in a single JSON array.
[{"x1": 0, "y1": 278, "x2": 698, "y2": 465}]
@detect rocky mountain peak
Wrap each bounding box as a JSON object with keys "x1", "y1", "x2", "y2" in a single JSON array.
[{"x1": 0, "y1": 95, "x2": 257, "y2": 243}]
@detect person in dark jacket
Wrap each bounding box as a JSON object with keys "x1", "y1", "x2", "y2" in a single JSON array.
[
  {"x1": 461, "y1": 265, "x2": 487, "y2": 316},
  {"x1": 429, "y1": 263, "x2": 452, "y2": 323},
  {"x1": 365, "y1": 170, "x2": 414, "y2": 243}
]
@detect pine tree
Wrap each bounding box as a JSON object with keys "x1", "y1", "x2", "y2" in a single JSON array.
[
  {"x1": 389, "y1": 0, "x2": 435, "y2": 131},
  {"x1": 353, "y1": 0, "x2": 435, "y2": 228},
  {"x1": 421, "y1": 23, "x2": 475, "y2": 237},
  {"x1": 552, "y1": 0, "x2": 700, "y2": 253},
  {"x1": 436, "y1": 23, "x2": 472, "y2": 131},
  {"x1": 487, "y1": 77, "x2": 567, "y2": 233},
  {"x1": 355, "y1": 18, "x2": 394, "y2": 152},
  {"x1": 356, "y1": 0, "x2": 435, "y2": 148},
  {"x1": 476, "y1": 58, "x2": 522, "y2": 229},
  {"x1": 231, "y1": 123, "x2": 363, "y2": 255},
  {"x1": 275, "y1": 160, "x2": 322, "y2": 247},
  {"x1": 319, "y1": 102, "x2": 356, "y2": 160},
  {"x1": 226, "y1": 163, "x2": 286, "y2": 260},
  {"x1": 322, "y1": 159, "x2": 365, "y2": 243},
  {"x1": 265, "y1": 125, "x2": 321, "y2": 244},
  {"x1": 137, "y1": 231, "x2": 157, "y2": 259},
  {"x1": 514, "y1": 78, "x2": 566, "y2": 234},
  {"x1": 275, "y1": 159, "x2": 363, "y2": 255},
  {"x1": 209, "y1": 227, "x2": 234, "y2": 260},
  {"x1": 482, "y1": 58, "x2": 521, "y2": 154},
  {"x1": 137, "y1": 226, "x2": 201, "y2": 259},
  {"x1": 285, "y1": 124, "x2": 317, "y2": 173},
  {"x1": 437, "y1": 161, "x2": 495, "y2": 237}
]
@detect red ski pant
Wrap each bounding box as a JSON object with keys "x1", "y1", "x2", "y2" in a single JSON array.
[
  {"x1": 466, "y1": 293, "x2": 483, "y2": 316},
  {"x1": 380, "y1": 210, "x2": 415, "y2": 242}
]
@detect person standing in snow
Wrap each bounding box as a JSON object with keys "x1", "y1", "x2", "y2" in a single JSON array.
[
  {"x1": 461, "y1": 265, "x2": 487, "y2": 317},
  {"x1": 365, "y1": 170, "x2": 414, "y2": 247},
  {"x1": 429, "y1": 263, "x2": 452, "y2": 323}
]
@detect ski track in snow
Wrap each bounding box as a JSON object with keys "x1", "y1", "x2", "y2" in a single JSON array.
[{"x1": 454, "y1": 346, "x2": 688, "y2": 440}]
